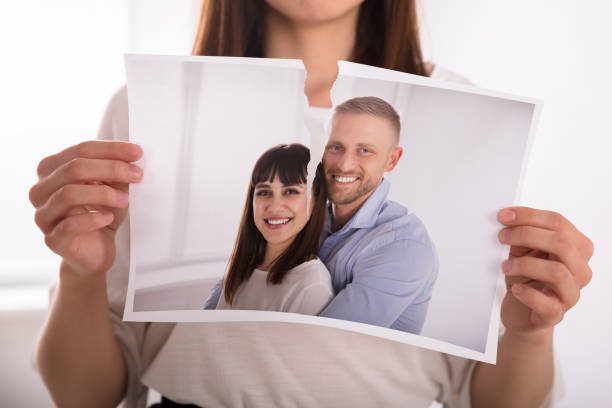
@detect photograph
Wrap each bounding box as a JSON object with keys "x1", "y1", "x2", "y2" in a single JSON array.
[{"x1": 124, "y1": 55, "x2": 539, "y2": 363}]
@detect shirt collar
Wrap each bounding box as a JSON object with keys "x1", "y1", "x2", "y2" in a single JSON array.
[{"x1": 325, "y1": 178, "x2": 390, "y2": 235}]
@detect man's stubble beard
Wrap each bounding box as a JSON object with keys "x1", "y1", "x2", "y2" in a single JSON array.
[{"x1": 326, "y1": 173, "x2": 379, "y2": 206}]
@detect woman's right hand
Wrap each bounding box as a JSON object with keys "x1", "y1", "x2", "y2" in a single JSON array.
[{"x1": 29, "y1": 140, "x2": 143, "y2": 277}]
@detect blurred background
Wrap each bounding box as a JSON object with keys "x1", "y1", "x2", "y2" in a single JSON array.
[{"x1": 0, "y1": 0, "x2": 610, "y2": 406}]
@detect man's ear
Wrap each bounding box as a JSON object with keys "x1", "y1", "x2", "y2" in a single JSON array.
[{"x1": 384, "y1": 146, "x2": 403, "y2": 172}]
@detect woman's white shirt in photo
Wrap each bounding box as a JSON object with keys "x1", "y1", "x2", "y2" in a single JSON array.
[{"x1": 215, "y1": 258, "x2": 334, "y2": 315}]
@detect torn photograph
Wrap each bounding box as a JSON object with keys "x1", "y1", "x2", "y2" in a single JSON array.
[{"x1": 123, "y1": 55, "x2": 540, "y2": 363}]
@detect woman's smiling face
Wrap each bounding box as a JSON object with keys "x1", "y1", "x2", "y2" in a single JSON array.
[{"x1": 253, "y1": 176, "x2": 309, "y2": 250}]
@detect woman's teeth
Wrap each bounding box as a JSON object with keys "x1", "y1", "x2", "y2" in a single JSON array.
[
  {"x1": 266, "y1": 218, "x2": 291, "y2": 225},
  {"x1": 334, "y1": 175, "x2": 358, "y2": 183}
]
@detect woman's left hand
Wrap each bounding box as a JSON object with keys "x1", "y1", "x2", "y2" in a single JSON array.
[{"x1": 497, "y1": 206, "x2": 594, "y2": 335}]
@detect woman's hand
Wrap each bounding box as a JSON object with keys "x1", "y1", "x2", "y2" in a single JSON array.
[
  {"x1": 29, "y1": 140, "x2": 143, "y2": 277},
  {"x1": 497, "y1": 206, "x2": 594, "y2": 335}
]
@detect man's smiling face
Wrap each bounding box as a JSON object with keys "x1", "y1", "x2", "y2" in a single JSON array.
[{"x1": 323, "y1": 112, "x2": 402, "y2": 207}]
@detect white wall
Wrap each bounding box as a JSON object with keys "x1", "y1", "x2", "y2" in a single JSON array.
[{"x1": 420, "y1": 1, "x2": 612, "y2": 406}]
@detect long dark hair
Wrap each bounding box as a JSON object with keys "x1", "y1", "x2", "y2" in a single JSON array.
[
  {"x1": 192, "y1": 0, "x2": 430, "y2": 76},
  {"x1": 223, "y1": 144, "x2": 328, "y2": 305}
]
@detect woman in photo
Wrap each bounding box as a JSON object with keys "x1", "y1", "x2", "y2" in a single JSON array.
[{"x1": 203, "y1": 143, "x2": 334, "y2": 315}]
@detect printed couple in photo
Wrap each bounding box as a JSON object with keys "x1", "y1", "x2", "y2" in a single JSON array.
[{"x1": 203, "y1": 96, "x2": 437, "y2": 335}]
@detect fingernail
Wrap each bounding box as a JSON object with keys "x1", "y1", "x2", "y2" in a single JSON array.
[
  {"x1": 499, "y1": 229, "x2": 511, "y2": 243},
  {"x1": 512, "y1": 283, "x2": 525, "y2": 295},
  {"x1": 128, "y1": 144, "x2": 141, "y2": 157},
  {"x1": 499, "y1": 209, "x2": 516, "y2": 223},
  {"x1": 128, "y1": 165, "x2": 142, "y2": 181},
  {"x1": 502, "y1": 259, "x2": 513, "y2": 273}
]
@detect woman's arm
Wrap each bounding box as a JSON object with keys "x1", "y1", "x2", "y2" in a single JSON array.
[
  {"x1": 37, "y1": 266, "x2": 128, "y2": 407},
  {"x1": 30, "y1": 140, "x2": 143, "y2": 406},
  {"x1": 471, "y1": 328, "x2": 554, "y2": 407}
]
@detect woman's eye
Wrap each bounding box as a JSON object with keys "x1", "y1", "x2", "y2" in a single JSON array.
[
  {"x1": 285, "y1": 189, "x2": 300, "y2": 195},
  {"x1": 255, "y1": 190, "x2": 269, "y2": 196}
]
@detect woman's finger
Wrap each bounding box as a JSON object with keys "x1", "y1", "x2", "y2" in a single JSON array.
[
  {"x1": 499, "y1": 226, "x2": 591, "y2": 287},
  {"x1": 510, "y1": 283, "x2": 564, "y2": 328},
  {"x1": 85, "y1": 180, "x2": 129, "y2": 193},
  {"x1": 44, "y1": 211, "x2": 114, "y2": 255},
  {"x1": 29, "y1": 158, "x2": 141, "y2": 208},
  {"x1": 36, "y1": 141, "x2": 142, "y2": 179},
  {"x1": 34, "y1": 184, "x2": 129, "y2": 234},
  {"x1": 498, "y1": 207, "x2": 577, "y2": 234},
  {"x1": 504, "y1": 256, "x2": 580, "y2": 309},
  {"x1": 498, "y1": 206, "x2": 594, "y2": 260}
]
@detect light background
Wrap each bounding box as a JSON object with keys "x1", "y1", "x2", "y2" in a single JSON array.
[{"x1": 0, "y1": 0, "x2": 609, "y2": 407}]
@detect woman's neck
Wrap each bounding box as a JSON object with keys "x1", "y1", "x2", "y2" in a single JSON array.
[
  {"x1": 263, "y1": 5, "x2": 359, "y2": 107},
  {"x1": 258, "y1": 241, "x2": 290, "y2": 271}
]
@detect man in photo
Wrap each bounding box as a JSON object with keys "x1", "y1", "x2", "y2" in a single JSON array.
[{"x1": 317, "y1": 96, "x2": 437, "y2": 334}]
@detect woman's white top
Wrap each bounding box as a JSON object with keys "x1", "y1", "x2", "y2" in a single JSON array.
[{"x1": 216, "y1": 258, "x2": 334, "y2": 315}]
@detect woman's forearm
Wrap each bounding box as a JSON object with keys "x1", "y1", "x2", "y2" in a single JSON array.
[
  {"x1": 470, "y1": 328, "x2": 554, "y2": 408},
  {"x1": 36, "y1": 262, "x2": 127, "y2": 408}
]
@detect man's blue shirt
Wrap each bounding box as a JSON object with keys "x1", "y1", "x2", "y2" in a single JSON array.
[
  {"x1": 203, "y1": 179, "x2": 438, "y2": 334},
  {"x1": 318, "y1": 179, "x2": 438, "y2": 334}
]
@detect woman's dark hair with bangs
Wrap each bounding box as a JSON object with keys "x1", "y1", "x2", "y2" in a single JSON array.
[{"x1": 223, "y1": 144, "x2": 328, "y2": 305}]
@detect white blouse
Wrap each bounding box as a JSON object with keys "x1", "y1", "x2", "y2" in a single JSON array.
[{"x1": 215, "y1": 258, "x2": 334, "y2": 315}]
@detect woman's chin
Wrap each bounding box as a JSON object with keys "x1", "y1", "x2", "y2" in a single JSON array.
[{"x1": 263, "y1": 233, "x2": 292, "y2": 245}]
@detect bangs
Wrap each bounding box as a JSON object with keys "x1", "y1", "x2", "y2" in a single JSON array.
[{"x1": 252, "y1": 144, "x2": 309, "y2": 187}]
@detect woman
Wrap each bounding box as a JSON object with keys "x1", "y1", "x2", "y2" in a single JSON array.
[
  {"x1": 205, "y1": 144, "x2": 334, "y2": 315},
  {"x1": 30, "y1": 1, "x2": 592, "y2": 407}
]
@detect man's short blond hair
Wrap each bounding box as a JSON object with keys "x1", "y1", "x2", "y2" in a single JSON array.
[{"x1": 333, "y1": 96, "x2": 401, "y2": 141}]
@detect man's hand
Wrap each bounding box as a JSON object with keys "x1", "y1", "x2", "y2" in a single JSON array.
[{"x1": 498, "y1": 206, "x2": 593, "y2": 335}]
